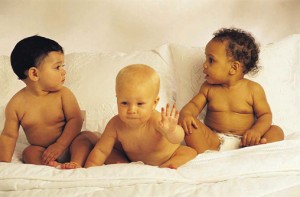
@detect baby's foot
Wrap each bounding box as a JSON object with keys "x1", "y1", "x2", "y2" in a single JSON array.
[
  {"x1": 61, "y1": 161, "x2": 82, "y2": 169},
  {"x1": 48, "y1": 161, "x2": 62, "y2": 168},
  {"x1": 259, "y1": 138, "x2": 267, "y2": 144}
]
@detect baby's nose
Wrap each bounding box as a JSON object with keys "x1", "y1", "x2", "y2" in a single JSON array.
[
  {"x1": 62, "y1": 68, "x2": 66, "y2": 75},
  {"x1": 128, "y1": 105, "x2": 137, "y2": 113}
]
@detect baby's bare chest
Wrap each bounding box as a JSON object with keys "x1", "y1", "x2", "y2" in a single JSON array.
[
  {"x1": 20, "y1": 96, "x2": 65, "y2": 129},
  {"x1": 207, "y1": 88, "x2": 253, "y2": 113},
  {"x1": 118, "y1": 129, "x2": 164, "y2": 154}
]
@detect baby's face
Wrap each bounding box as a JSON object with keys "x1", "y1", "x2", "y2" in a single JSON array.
[
  {"x1": 36, "y1": 51, "x2": 66, "y2": 91},
  {"x1": 116, "y1": 80, "x2": 158, "y2": 126},
  {"x1": 203, "y1": 40, "x2": 232, "y2": 84}
]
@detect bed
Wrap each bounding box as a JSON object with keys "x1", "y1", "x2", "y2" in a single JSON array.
[{"x1": 0, "y1": 32, "x2": 300, "y2": 196}]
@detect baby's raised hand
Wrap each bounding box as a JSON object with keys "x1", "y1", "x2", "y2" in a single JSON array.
[
  {"x1": 42, "y1": 142, "x2": 66, "y2": 165},
  {"x1": 159, "y1": 104, "x2": 179, "y2": 134}
]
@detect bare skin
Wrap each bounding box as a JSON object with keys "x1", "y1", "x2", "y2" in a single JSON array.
[
  {"x1": 179, "y1": 40, "x2": 284, "y2": 153},
  {"x1": 85, "y1": 64, "x2": 197, "y2": 169},
  {"x1": 0, "y1": 51, "x2": 99, "y2": 168}
]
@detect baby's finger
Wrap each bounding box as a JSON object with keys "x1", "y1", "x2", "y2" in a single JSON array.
[
  {"x1": 165, "y1": 103, "x2": 170, "y2": 116},
  {"x1": 42, "y1": 151, "x2": 50, "y2": 162},
  {"x1": 43, "y1": 154, "x2": 52, "y2": 164},
  {"x1": 187, "y1": 122, "x2": 193, "y2": 134},
  {"x1": 255, "y1": 137, "x2": 260, "y2": 145},
  {"x1": 250, "y1": 137, "x2": 256, "y2": 146},
  {"x1": 181, "y1": 123, "x2": 188, "y2": 134},
  {"x1": 242, "y1": 135, "x2": 247, "y2": 146},
  {"x1": 170, "y1": 104, "x2": 176, "y2": 117},
  {"x1": 161, "y1": 107, "x2": 166, "y2": 120},
  {"x1": 191, "y1": 120, "x2": 198, "y2": 129},
  {"x1": 174, "y1": 110, "x2": 179, "y2": 120}
]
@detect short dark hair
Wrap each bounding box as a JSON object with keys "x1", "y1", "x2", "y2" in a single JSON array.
[
  {"x1": 213, "y1": 28, "x2": 260, "y2": 74},
  {"x1": 10, "y1": 35, "x2": 64, "y2": 79}
]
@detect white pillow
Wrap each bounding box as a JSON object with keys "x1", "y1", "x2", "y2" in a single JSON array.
[
  {"x1": 64, "y1": 44, "x2": 176, "y2": 133},
  {"x1": 170, "y1": 34, "x2": 300, "y2": 136},
  {"x1": 246, "y1": 34, "x2": 300, "y2": 135},
  {"x1": 0, "y1": 55, "x2": 25, "y2": 105},
  {"x1": 169, "y1": 44, "x2": 206, "y2": 120}
]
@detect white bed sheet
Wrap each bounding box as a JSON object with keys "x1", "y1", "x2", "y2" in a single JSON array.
[{"x1": 1, "y1": 133, "x2": 300, "y2": 196}]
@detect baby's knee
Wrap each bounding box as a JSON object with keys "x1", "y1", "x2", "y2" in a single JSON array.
[
  {"x1": 187, "y1": 146, "x2": 198, "y2": 158},
  {"x1": 270, "y1": 125, "x2": 284, "y2": 138},
  {"x1": 72, "y1": 131, "x2": 100, "y2": 145},
  {"x1": 22, "y1": 145, "x2": 45, "y2": 162},
  {"x1": 179, "y1": 145, "x2": 197, "y2": 158}
]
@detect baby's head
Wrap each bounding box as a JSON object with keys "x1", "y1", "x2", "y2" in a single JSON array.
[
  {"x1": 10, "y1": 35, "x2": 64, "y2": 80},
  {"x1": 115, "y1": 64, "x2": 160, "y2": 118},
  {"x1": 116, "y1": 64, "x2": 160, "y2": 98},
  {"x1": 212, "y1": 28, "x2": 260, "y2": 74}
]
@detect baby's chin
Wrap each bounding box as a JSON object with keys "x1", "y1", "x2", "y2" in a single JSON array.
[{"x1": 49, "y1": 85, "x2": 64, "y2": 92}]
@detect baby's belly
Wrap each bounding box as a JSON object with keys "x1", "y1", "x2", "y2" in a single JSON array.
[
  {"x1": 205, "y1": 111, "x2": 255, "y2": 135},
  {"x1": 23, "y1": 126, "x2": 63, "y2": 147},
  {"x1": 125, "y1": 143, "x2": 180, "y2": 166}
]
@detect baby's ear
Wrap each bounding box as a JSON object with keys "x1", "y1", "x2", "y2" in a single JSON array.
[
  {"x1": 27, "y1": 67, "x2": 39, "y2": 81},
  {"x1": 229, "y1": 61, "x2": 241, "y2": 75},
  {"x1": 153, "y1": 97, "x2": 160, "y2": 110},
  {"x1": 154, "y1": 96, "x2": 160, "y2": 105}
]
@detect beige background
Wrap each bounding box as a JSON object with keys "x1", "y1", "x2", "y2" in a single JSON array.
[{"x1": 0, "y1": 0, "x2": 299, "y2": 55}]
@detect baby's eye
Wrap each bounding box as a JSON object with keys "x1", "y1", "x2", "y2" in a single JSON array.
[
  {"x1": 56, "y1": 64, "x2": 65, "y2": 70},
  {"x1": 209, "y1": 57, "x2": 214, "y2": 64},
  {"x1": 137, "y1": 102, "x2": 145, "y2": 106},
  {"x1": 121, "y1": 102, "x2": 128, "y2": 105}
]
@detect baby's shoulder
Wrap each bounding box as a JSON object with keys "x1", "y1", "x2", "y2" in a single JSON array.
[
  {"x1": 107, "y1": 115, "x2": 124, "y2": 130},
  {"x1": 57, "y1": 86, "x2": 73, "y2": 95},
  {"x1": 243, "y1": 78, "x2": 263, "y2": 89},
  {"x1": 7, "y1": 88, "x2": 26, "y2": 105},
  {"x1": 4, "y1": 88, "x2": 27, "y2": 113}
]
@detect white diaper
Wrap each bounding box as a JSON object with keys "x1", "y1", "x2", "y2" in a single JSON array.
[{"x1": 217, "y1": 133, "x2": 242, "y2": 151}]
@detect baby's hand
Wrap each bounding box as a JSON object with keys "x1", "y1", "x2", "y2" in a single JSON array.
[
  {"x1": 42, "y1": 142, "x2": 66, "y2": 165},
  {"x1": 241, "y1": 129, "x2": 262, "y2": 147},
  {"x1": 178, "y1": 114, "x2": 198, "y2": 135},
  {"x1": 159, "y1": 104, "x2": 179, "y2": 135}
]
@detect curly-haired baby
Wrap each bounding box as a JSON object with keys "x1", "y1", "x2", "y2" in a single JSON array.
[{"x1": 179, "y1": 28, "x2": 284, "y2": 153}]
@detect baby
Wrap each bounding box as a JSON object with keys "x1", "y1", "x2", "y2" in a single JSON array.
[
  {"x1": 0, "y1": 35, "x2": 99, "y2": 169},
  {"x1": 85, "y1": 64, "x2": 197, "y2": 169},
  {"x1": 179, "y1": 28, "x2": 284, "y2": 153}
]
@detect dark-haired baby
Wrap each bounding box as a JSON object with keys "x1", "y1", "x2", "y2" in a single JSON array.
[{"x1": 179, "y1": 28, "x2": 284, "y2": 153}]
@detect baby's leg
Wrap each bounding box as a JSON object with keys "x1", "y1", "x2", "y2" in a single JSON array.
[
  {"x1": 104, "y1": 140, "x2": 130, "y2": 164},
  {"x1": 261, "y1": 125, "x2": 284, "y2": 144},
  {"x1": 184, "y1": 119, "x2": 220, "y2": 153},
  {"x1": 160, "y1": 146, "x2": 197, "y2": 169},
  {"x1": 22, "y1": 145, "x2": 45, "y2": 165},
  {"x1": 61, "y1": 131, "x2": 100, "y2": 169}
]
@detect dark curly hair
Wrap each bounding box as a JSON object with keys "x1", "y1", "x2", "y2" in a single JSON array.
[{"x1": 212, "y1": 28, "x2": 260, "y2": 74}]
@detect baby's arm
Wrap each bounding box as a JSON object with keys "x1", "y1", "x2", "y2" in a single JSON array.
[
  {"x1": 179, "y1": 82, "x2": 209, "y2": 134},
  {"x1": 242, "y1": 82, "x2": 272, "y2": 146},
  {"x1": 85, "y1": 118, "x2": 117, "y2": 167},
  {"x1": 156, "y1": 104, "x2": 184, "y2": 144},
  {"x1": 42, "y1": 87, "x2": 83, "y2": 164},
  {"x1": 0, "y1": 101, "x2": 19, "y2": 162}
]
